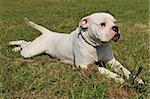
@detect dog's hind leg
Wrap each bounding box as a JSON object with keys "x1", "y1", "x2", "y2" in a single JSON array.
[
  {"x1": 9, "y1": 38, "x2": 46, "y2": 58},
  {"x1": 9, "y1": 40, "x2": 31, "y2": 52},
  {"x1": 19, "y1": 34, "x2": 48, "y2": 58},
  {"x1": 25, "y1": 18, "x2": 51, "y2": 34},
  {"x1": 9, "y1": 40, "x2": 28, "y2": 46}
]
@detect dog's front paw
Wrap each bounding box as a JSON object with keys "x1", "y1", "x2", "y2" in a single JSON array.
[{"x1": 135, "y1": 78, "x2": 144, "y2": 85}]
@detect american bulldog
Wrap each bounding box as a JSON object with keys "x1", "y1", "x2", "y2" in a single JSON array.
[{"x1": 9, "y1": 12, "x2": 143, "y2": 84}]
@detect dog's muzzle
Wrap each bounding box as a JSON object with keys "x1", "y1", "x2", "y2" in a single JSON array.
[{"x1": 112, "y1": 26, "x2": 120, "y2": 42}]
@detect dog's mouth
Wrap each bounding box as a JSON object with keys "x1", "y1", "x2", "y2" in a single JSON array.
[
  {"x1": 112, "y1": 33, "x2": 120, "y2": 42},
  {"x1": 101, "y1": 41, "x2": 108, "y2": 43},
  {"x1": 101, "y1": 33, "x2": 120, "y2": 43}
]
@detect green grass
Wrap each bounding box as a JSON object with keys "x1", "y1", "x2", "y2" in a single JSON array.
[{"x1": 0, "y1": 0, "x2": 149, "y2": 98}]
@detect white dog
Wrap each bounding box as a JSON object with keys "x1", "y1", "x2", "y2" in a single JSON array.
[{"x1": 9, "y1": 12, "x2": 143, "y2": 84}]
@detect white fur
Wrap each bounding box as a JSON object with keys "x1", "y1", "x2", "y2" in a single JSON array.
[{"x1": 9, "y1": 12, "x2": 143, "y2": 84}]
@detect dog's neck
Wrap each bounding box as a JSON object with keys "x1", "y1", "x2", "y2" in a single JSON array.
[{"x1": 77, "y1": 27, "x2": 105, "y2": 48}]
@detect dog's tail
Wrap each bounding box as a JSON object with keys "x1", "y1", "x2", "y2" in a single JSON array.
[{"x1": 24, "y1": 18, "x2": 51, "y2": 34}]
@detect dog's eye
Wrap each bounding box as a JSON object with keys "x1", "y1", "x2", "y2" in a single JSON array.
[
  {"x1": 101, "y1": 23, "x2": 105, "y2": 27},
  {"x1": 114, "y1": 22, "x2": 116, "y2": 24}
]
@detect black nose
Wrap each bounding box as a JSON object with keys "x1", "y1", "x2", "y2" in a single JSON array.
[{"x1": 112, "y1": 26, "x2": 119, "y2": 33}]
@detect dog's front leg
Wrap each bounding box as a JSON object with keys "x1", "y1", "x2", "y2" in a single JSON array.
[
  {"x1": 98, "y1": 67, "x2": 124, "y2": 84},
  {"x1": 80, "y1": 64, "x2": 124, "y2": 84},
  {"x1": 107, "y1": 58, "x2": 131, "y2": 79},
  {"x1": 107, "y1": 58, "x2": 144, "y2": 84}
]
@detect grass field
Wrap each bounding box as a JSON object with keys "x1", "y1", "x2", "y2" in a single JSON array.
[{"x1": 0, "y1": 0, "x2": 149, "y2": 98}]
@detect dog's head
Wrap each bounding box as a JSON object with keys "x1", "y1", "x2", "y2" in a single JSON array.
[{"x1": 79, "y1": 12, "x2": 120, "y2": 42}]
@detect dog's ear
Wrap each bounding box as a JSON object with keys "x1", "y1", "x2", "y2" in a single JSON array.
[{"x1": 79, "y1": 16, "x2": 89, "y2": 29}]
